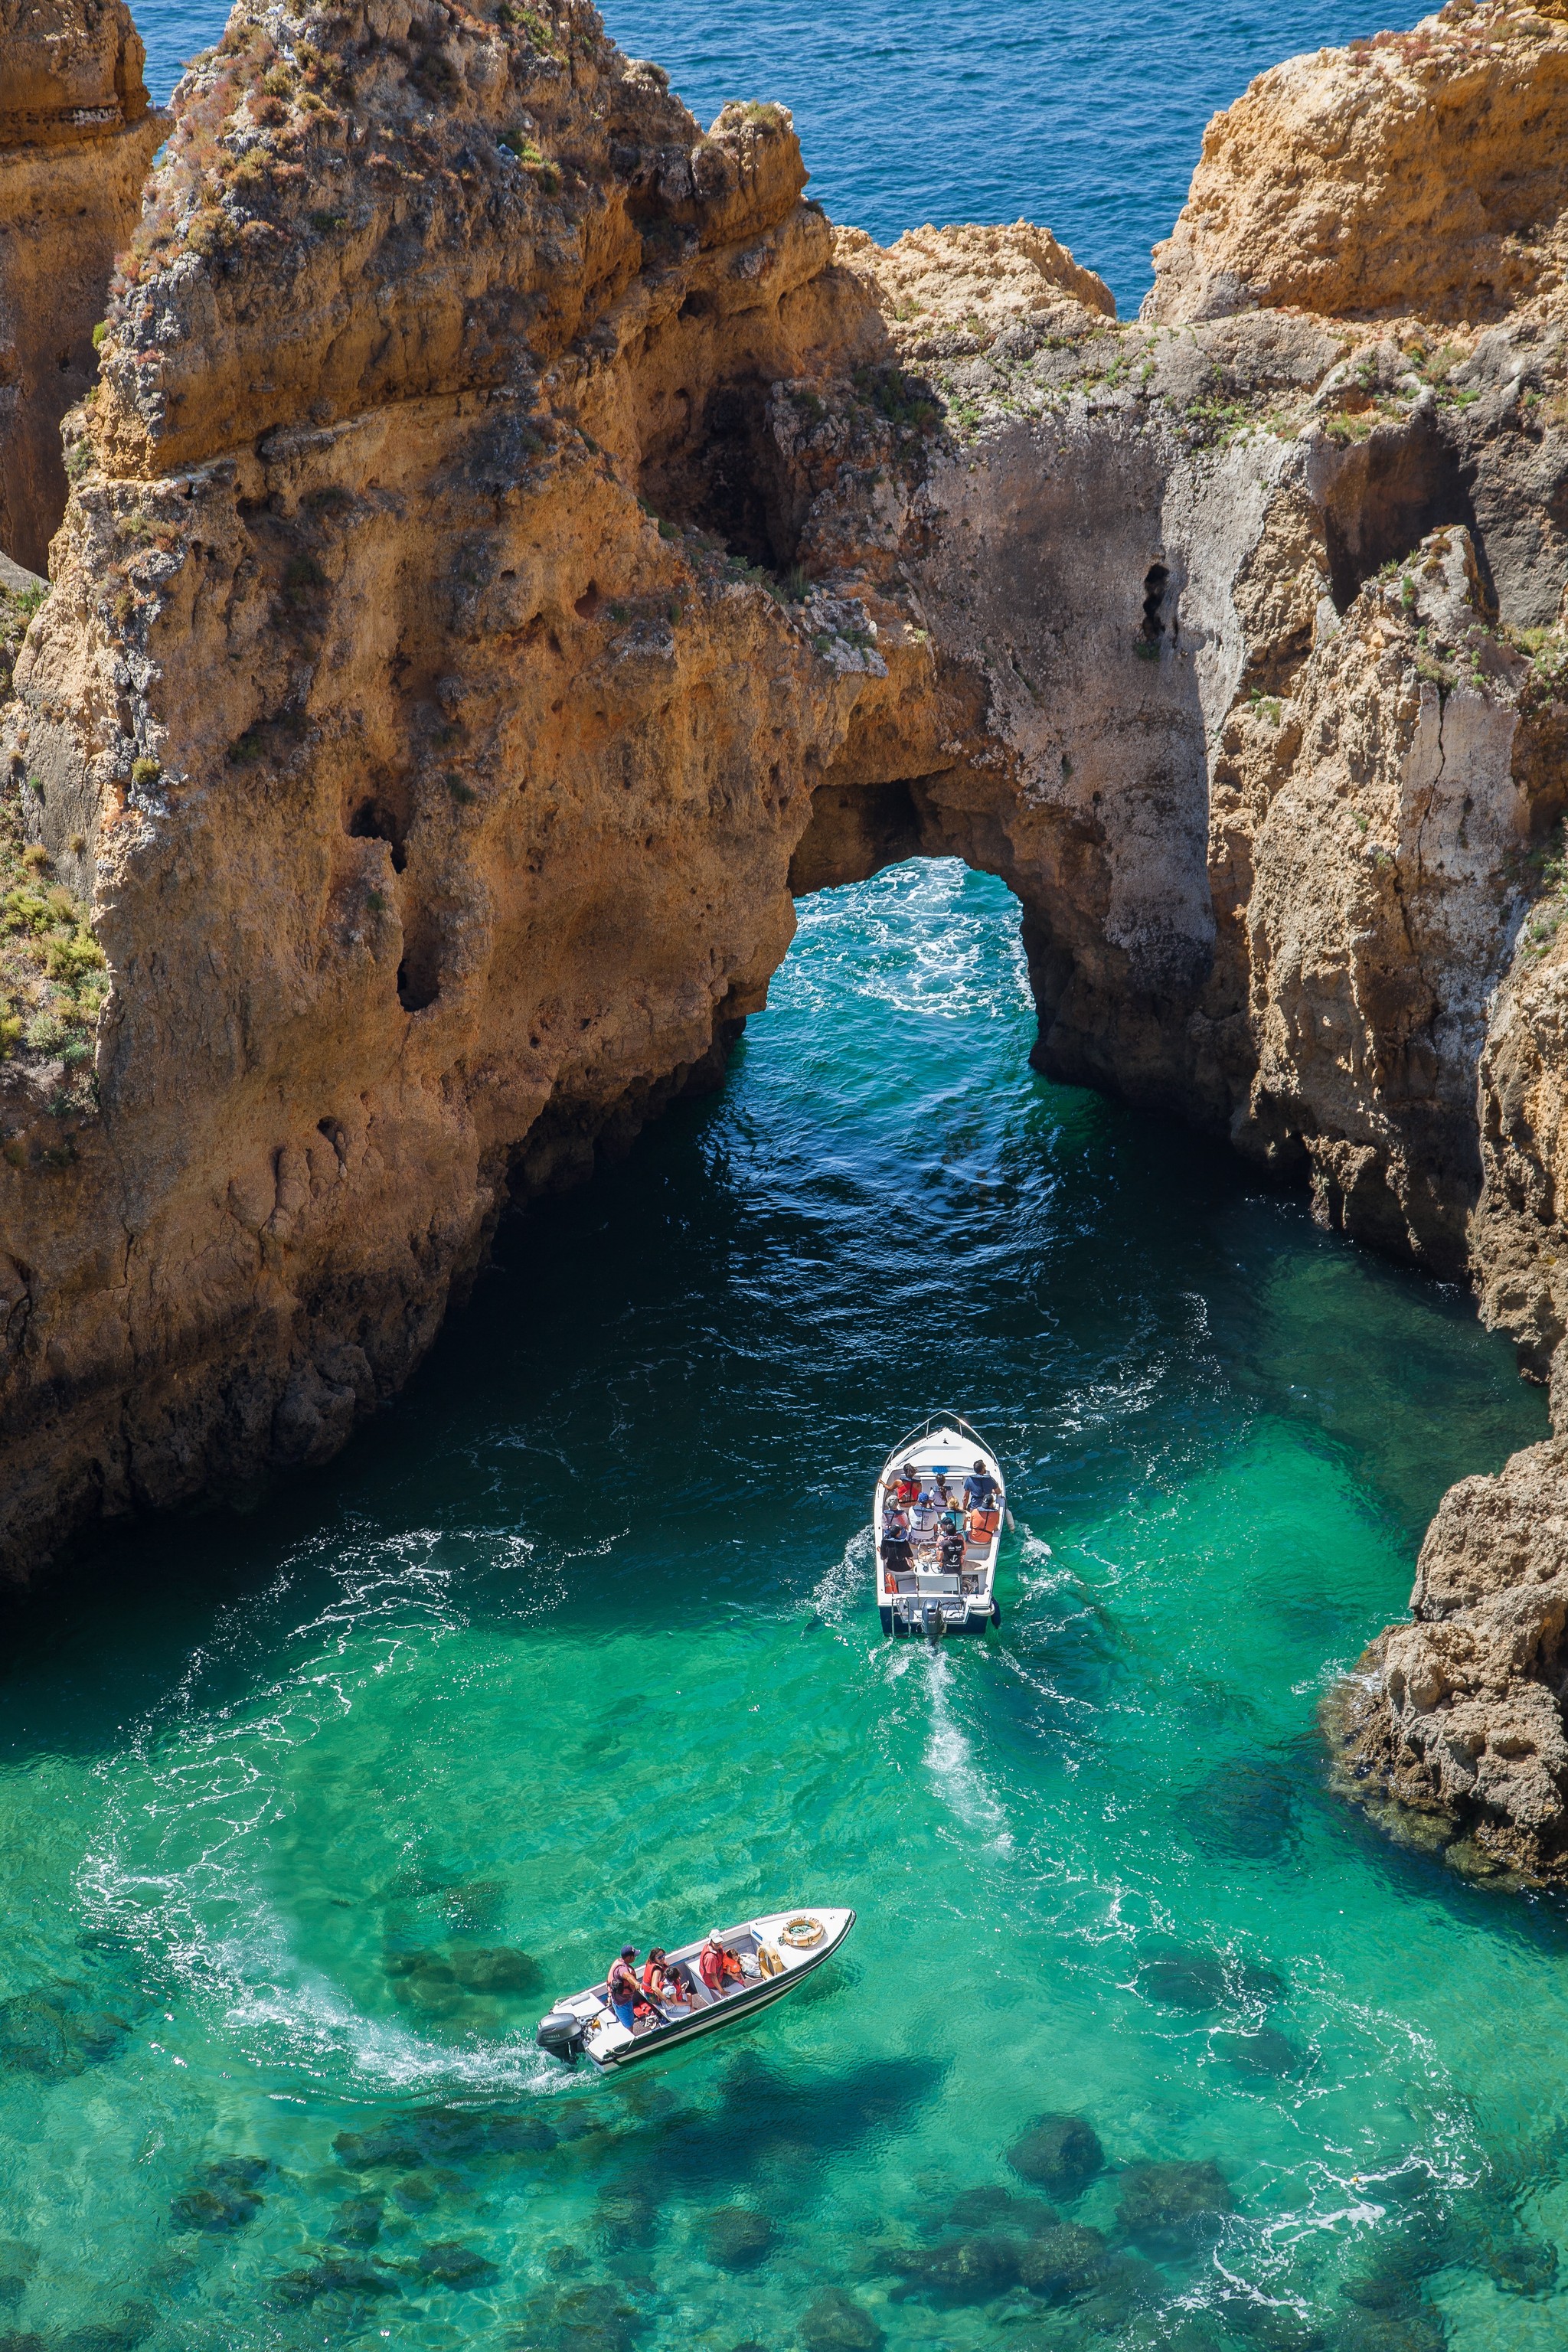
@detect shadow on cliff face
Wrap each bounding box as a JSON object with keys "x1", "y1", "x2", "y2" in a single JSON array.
[
  {"x1": 1318, "y1": 408, "x2": 1487, "y2": 612},
  {"x1": 641, "y1": 377, "x2": 789, "y2": 568}
]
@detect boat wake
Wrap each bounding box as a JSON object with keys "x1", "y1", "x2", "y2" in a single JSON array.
[{"x1": 920, "y1": 1650, "x2": 1013, "y2": 1851}]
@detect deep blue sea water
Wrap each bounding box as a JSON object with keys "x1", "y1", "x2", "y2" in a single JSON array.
[{"x1": 133, "y1": 0, "x2": 1424, "y2": 308}]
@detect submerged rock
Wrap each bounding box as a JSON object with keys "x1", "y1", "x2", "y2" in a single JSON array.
[
  {"x1": 1015, "y1": 2221, "x2": 1110, "y2": 2298},
  {"x1": 509, "y1": 2281, "x2": 648, "y2": 2352},
  {"x1": 170, "y1": 2156, "x2": 269, "y2": 2233},
  {"x1": 702, "y1": 2208, "x2": 773, "y2": 2269},
  {"x1": 1117, "y1": 2159, "x2": 1236, "y2": 2249},
  {"x1": 1184, "y1": 1758, "x2": 1302, "y2": 1861},
  {"x1": 414, "y1": 2240, "x2": 497, "y2": 2288},
  {"x1": 448, "y1": 1945, "x2": 541, "y2": 1994},
  {"x1": 272, "y1": 2256, "x2": 400, "y2": 2306},
  {"x1": 1136, "y1": 1946, "x2": 1284, "y2": 2013},
  {"x1": 946, "y1": 2185, "x2": 1028, "y2": 2227},
  {"x1": 1214, "y1": 2298, "x2": 1328, "y2": 2351},
  {"x1": 57, "y1": 2319, "x2": 155, "y2": 2352},
  {"x1": 391, "y1": 2174, "x2": 439, "y2": 2214},
  {"x1": 595, "y1": 2184, "x2": 662, "y2": 2247},
  {"x1": 333, "y1": 2106, "x2": 555, "y2": 2167},
  {"x1": 1335, "y1": 2307, "x2": 1446, "y2": 2352},
  {"x1": 0, "y1": 2243, "x2": 34, "y2": 2313},
  {"x1": 1071, "y1": 2253, "x2": 1167, "y2": 2328},
  {"x1": 1213, "y1": 2027, "x2": 1302, "y2": 2077},
  {"x1": 799, "y1": 2288, "x2": 884, "y2": 2352},
  {"x1": 887, "y1": 2233, "x2": 1021, "y2": 2304},
  {"x1": 1008, "y1": 2113, "x2": 1105, "y2": 2194},
  {"x1": 327, "y1": 2196, "x2": 384, "y2": 2248}
]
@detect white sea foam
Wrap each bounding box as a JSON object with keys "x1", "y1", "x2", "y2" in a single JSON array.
[{"x1": 920, "y1": 1650, "x2": 1013, "y2": 1851}]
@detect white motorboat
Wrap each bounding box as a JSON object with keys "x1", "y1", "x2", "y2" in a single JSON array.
[
  {"x1": 875, "y1": 1412, "x2": 1005, "y2": 1636},
  {"x1": 534, "y1": 1906, "x2": 854, "y2": 2074}
]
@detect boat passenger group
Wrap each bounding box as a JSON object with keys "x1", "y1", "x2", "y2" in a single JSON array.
[
  {"x1": 880, "y1": 1457, "x2": 1001, "y2": 1582},
  {"x1": 605, "y1": 1932, "x2": 762, "y2": 2035}
]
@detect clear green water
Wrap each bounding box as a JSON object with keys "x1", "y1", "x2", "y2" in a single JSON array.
[{"x1": 1, "y1": 862, "x2": 1560, "y2": 2352}]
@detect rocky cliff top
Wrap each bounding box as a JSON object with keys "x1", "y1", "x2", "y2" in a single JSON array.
[
  {"x1": 833, "y1": 220, "x2": 1115, "y2": 357},
  {"x1": 1147, "y1": 0, "x2": 1568, "y2": 327},
  {"x1": 89, "y1": 0, "x2": 826, "y2": 478},
  {"x1": 1, "y1": 0, "x2": 153, "y2": 140}
]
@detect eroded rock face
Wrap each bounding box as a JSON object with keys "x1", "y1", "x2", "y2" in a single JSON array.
[
  {"x1": 1328, "y1": 1441, "x2": 1568, "y2": 1880},
  {"x1": 0, "y1": 0, "x2": 166, "y2": 570},
  {"x1": 832, "y1": 220, "x2": 1115, "y2": 359},
  {"x1": 0, "y1": 0, "x2": 912, "y2": 1564},
  {"x1": 1145, "y1": 0, "x2": 1568, "y2": 328}
]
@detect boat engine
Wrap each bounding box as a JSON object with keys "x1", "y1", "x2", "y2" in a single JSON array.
[{"x1": 536, "y1": 2009, "x2": 585, "y2": 2066}]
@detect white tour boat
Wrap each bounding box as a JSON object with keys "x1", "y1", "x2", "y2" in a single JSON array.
[
  {"x1": 875, "y1": 1412, "x2": 1006, "y2": 1636},
  {"x1": 534, "y1": 1906, "x2": 854, "y2": 2074}
]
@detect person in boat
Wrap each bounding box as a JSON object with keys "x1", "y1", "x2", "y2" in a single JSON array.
[
  {"x1": 938, "y1": 1514, "x2": 965, "y2": 1574},
  {"x1": 653, "y1": 1950, "x2": 697, "y2": 2009},
  {"x1": 910, "y1": 1483, "x2": 940, "y2": 1537},
  {"x1": 881, "y1": 1503, "x2": 913, "y2": 1584},
  {"x1": 641, "y1": 1949, "x2": 681, "y2": 2012},
  {"x1": 608, "y1": 1946, "x2": 642, "y2": 2032},
  {"x1": 663, "y1": 1953, "x2": 699, "y2": 2006},
  {"x1": 964, "y1": 1460, "x2": 999, "y2": 1513},
  {"x1": 892, "y1": 1463, "x2": 920, "y2": 1509},
  {"x1": 699, "y1": 1932, "x2": 745, "y2": 1999},
  {"x1": 932, "y1": 1471, "x2": 956, "y2": 1512}
]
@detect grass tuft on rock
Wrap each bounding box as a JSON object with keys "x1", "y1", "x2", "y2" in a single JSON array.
[{"x1": 0, "y1": 782, "x2": 106, "y2": 1083}]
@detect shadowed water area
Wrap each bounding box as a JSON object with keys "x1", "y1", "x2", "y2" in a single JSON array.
[{"x1": 1, "y1": 861, "x2": 1563, "y2": 2350}]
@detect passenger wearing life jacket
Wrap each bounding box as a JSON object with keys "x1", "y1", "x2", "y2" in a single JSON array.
[
  {"x1": 963, "y1": 1460, "x2": 999, "y2": 1513},
  {"x1": 642, "y1": 1949, "x2": 672, "y2": 2007},
  {"x1": 938, "y1": 1515, "x2": 965, "y2": 1574},
  {"x1": 607, "y1": 1945, "x2": 642, "y2": 2032},
  {"x1": 699, "y1": 1932, "x2": 745, "y2": 1998},
  {"x1": 892, "y1": 1464, "x2": 920, "y2": 1510}
]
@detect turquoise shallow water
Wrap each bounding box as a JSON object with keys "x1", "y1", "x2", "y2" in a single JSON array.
[{"x1": 0, "y1": 862, "x2": 1559, "y2": 2350}]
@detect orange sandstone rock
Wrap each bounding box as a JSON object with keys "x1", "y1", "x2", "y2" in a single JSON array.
[
  {"x1": 833, "y1": 219, "x2": 1115, "y2": 357},
  {"x1": 0, "y1": 0, "x2": 166, "y2": 570},
  {"x1": 1145, "y1": 0, "x2": 1568, "y2": 327}
]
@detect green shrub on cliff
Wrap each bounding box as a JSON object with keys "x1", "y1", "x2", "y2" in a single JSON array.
[{"x1": 0, "y1": 786, "x2": 106, "y2": 1086}]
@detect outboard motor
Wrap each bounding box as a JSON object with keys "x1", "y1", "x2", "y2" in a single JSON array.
[
  {"x1": 536, "y1": 2010, "x2": 585, "y2": 2067},
  {"x1": 923, "y1": 1600, "x2": 948, "y2": 1642}
]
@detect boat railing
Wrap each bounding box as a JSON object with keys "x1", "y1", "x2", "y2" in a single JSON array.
[{"x1": 883, "y1": 1408, "x2": 999, "y2": 1470}]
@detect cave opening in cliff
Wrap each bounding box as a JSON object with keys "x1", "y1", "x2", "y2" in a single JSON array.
[
  {"x1": 639, "y1": 379, "x2": 795, "y2": 570},
  {"x1": 1141, "y1": 562, "x2": 1170, "y2": 644},
  {"x1": 346, "y1": 795, "x2": 408, "y2": 873},
  {"x1": 1321, "y1": 416, "x2": 1486, "y2": 612}
]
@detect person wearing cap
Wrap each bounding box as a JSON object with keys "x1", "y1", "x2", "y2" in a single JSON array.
[
  {"x1": 880, "y1": 1502, "x2": 913, "y2": 1587},
  {"x1": 698, "y1": 1931, "x2": 744, "y2": 1999},
  {"x1": 607, "y1": 1945, "x2": 642, "y2": 2031}
]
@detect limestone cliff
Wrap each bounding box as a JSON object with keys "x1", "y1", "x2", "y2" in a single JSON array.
[
  {"x1": 1145, "y1": 0, "x2": 1568, "y2": 328},
  {"x1": 0, "y1": 0, "x2": 167, "y2": 572},
  {"x1": 8, "y1": 0, "x2": 1568, "y2": 1785}
]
